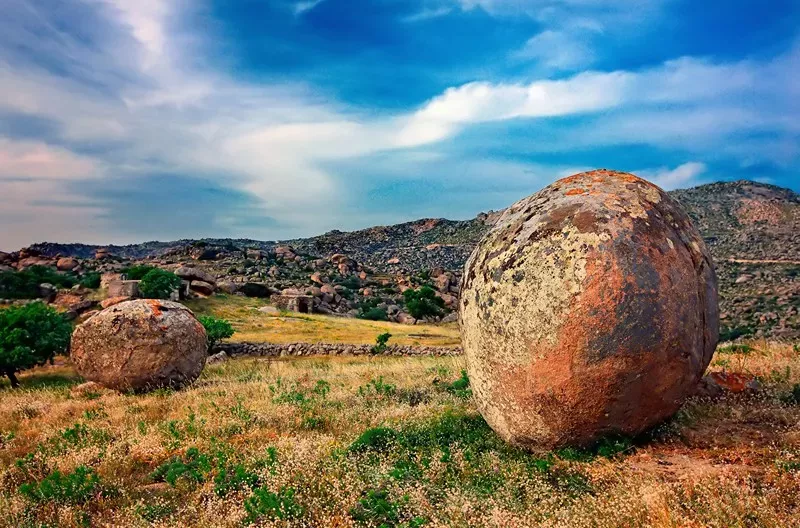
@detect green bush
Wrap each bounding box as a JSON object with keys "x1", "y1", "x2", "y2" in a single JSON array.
[
  {"x1": 439, "y1": 370, "x2": 471, "y2": 399},
  {"x1": 79, "y1": 272, "x2": 101, "y2": 289},
  {"x1": 371, "y1": 332, "x2": 392, "y2": 355},
  {"x1": 19, "y1": 466, "x2": 100, "y2": 504},
  {"x1": 402, "y1": 287, "x2": 445, "y2": 320},
  {"x1": 0, "y1": 302, "x2": 72, "y2": 388},
  {"x1": 360, "y1": 307, "x2": 388, "y2": 321},
  {"x1": 350, "y1": 488, "x2": 427, "y2": 527},
  {"x1": 0, "y1": 266, "x2": 76, "y2": 299},
  {"x1": 198, "y1": 315, "x2": 235, "y2": 352},
  {"x1": 122, "y1": 265, "x2": 156, "y2": 280},
  {"x1": 150, "y1": 447, "x2": 212, "y2": 487},
  {"x1": 244, "y1": 486, "x2": 303, "y2": 524},
  {"x1": 138, "y1": 269, "x2": 181, "y2": 299},
  {"x1": 348, "y1": 427, "x2": 398, "y2": 454},
  {"x1": 357, "y1": 299, "x2": 389, "y2": 321}
]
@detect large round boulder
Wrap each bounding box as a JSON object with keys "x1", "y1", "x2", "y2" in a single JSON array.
[
  {"x1": 459, "y1": 169, "x2": 719, "y2": 449},
  {"x1": 71, "y1": 299, "x2": 207, "y2": 392}
]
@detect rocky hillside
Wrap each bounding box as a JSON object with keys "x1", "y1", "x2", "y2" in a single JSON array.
[
  {"x1": 671, "y1": 180, "x2": 800, "y2": 262},
  {"x1": 18, "y1": 180, "x2": 800, "y2": 339}
]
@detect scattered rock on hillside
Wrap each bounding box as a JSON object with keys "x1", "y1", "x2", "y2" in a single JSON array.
[
  {"x1": 56, "y1": 257, "x2": 79, "y2": 271},
  {"x1": 189, "y1": 280, "x2": 215, "y2": 296},
  {"x1": 460, "y1": 170, "x2": 720, "y2": 449},
  {"x1": 71, "y1": 299, "x2": 207, "y2": 392},
  {"x1": 175, "y1": 266, "x2": 216, "y2": 285}
]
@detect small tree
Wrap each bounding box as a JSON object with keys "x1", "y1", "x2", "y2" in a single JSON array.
[
  {"x1": 139, "y1": 269, "x2": 181, "y2": 300},
  {"x1": 0, "y1": 302, "x2": 72, "y2": 388},
  {"x1": 123, "y1": 265, "x2": 156, "y2": 281},
  {"x1": 370, "y1": 332, "x2": 391, "y2": 355},
  {"x1": 402, "y1": 286, "x2": 445, "y2": 320},
  {"x1": 198, "y1": 315, "x2": 235, "y2": 353}
]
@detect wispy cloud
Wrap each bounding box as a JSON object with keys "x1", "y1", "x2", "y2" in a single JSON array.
[
  {"x1": 294, "y1": 0, "x2": 326, "y2": 15},
  {"x1": 639, "y1": 162, "x2": 708, "y2": 190}
]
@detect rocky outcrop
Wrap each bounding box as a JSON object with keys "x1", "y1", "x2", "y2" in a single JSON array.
[
  {"x1": 71, "y1": 299, "x2": 207, "y2": 392},
  {"x1": 460, "y1": 170, "x2": 720, "y2": 449}
]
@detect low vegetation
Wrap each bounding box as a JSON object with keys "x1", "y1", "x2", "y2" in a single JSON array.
[
  {"x1": 1, "y1": 342, "x2": 799, "y2": 526},
  {"x1": 0, "y1": 266, "x2": 79, "y2": 299}
]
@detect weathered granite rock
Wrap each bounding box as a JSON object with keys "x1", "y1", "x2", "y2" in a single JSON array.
[
  {"x1": 190, "y1": 280, "x2": 215, "y2": 296},
  {"x1": 175, "y1": 266, "x2": 216, "y2": 285},
  {"x1": 459, "y1": 169, "x2": 719, "y2": 449},
  {"x1": 56, "y1": 257, "x2": 79, "y2": 271},
  {"x1": 71, "y1": 299, "x2": 207, "y2": 392}
]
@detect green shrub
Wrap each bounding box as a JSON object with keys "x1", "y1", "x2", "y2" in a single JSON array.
[
  {"x1": 359, "y1": 307, "x2": 389, "y2": 321},
  {"x1": 78, "y1": 272, "x2": 101, "y2": 289},
  {"x1": 359, "y1": 377, "x2": 396, "y2": 398},
  {"x1": 402, "y1": 287, "x2": 445, "y2": 320},
  {"x1": 198, "y1": 315, "x2": 235, "y2": 352},
  {"x1": 350, "y1": 488, "x2": 426, "y2": 528},
  {"x1": 349, "y1": 427, "x2": 398, "y2": 454},
  {"x1": 337, "y1": 276, "x2": 362, "y2": 290},
  {"x1": 0, "y1": 302, "x2": 72, "y2": 388},
  {"x1": 213, "y1": 463, "x2": 259, "y2": 497},
  {"x1": 138, "y1": 269, "x2": 181, "y2": 299},
  {"x1": 371, "y1": 332, "x2": 392, "y2": 355},
  {"x1": 19, "y1": 466, "x2": 100, "y2": 504},
  {"x1": 350, "y1": 488, "x2": 400, "y2": 527},
  {"x1": 244, "y1": 486, "x2": 303, "y2": 524},
  {"x1": 440, "y1": 370, "x2": 471, "y2": 399},
  {"x1": 122, "y1": 265, "x2": 156, "y2": 280},
  {"x1": 150, "y1": 447, "x2": 212, "y2": 487},
  {"x1": 0, "y1": 266, "x2": 76, "y2": 299}
]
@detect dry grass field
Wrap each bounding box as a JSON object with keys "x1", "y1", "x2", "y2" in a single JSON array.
[
  {"x1": 1, "y1": 341, "x2": 799, "y2": 527},
  {"x1": 183, "y1": 295, "x2": 461, "y2": 347}
]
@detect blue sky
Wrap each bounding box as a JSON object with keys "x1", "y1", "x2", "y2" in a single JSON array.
[{"x1": 0, "y1": 0, "x2": 798, "y2": 250}]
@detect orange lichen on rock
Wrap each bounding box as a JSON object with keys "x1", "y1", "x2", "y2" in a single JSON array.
[
  {"x1": 147, "y1": 299, "x2": 163, "y2": 317},
  {"x1": 459, "y1": 169, "x2": 719, "y2": 449}
]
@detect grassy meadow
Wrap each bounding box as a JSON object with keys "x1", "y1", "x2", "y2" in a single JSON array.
[
  {"x1": 1, "y1": 341, "x2": 799, "y2": 527},
  {"x1": 183, "y1": 295, "x2": 460, "y2": 347}
]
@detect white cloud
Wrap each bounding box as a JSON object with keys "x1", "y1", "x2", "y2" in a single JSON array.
[
  {"x1": 513, "y1": 30, "x2": 596, "y2": 70},
  {"x1": 638, "y1": 162, "x2": 708, "y2": 190}
]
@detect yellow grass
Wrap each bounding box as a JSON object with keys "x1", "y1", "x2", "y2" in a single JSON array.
[
  {"x1": 1, "y1": 342, "x2": 799, "y2": 527},
  {"x1": 183, "y1": 294, "x2": 461, "y2": 347}
]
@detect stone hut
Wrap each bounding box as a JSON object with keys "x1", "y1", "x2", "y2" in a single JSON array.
[{"x1": 271, "y1": 293, "x2": 314, "y2": 314}]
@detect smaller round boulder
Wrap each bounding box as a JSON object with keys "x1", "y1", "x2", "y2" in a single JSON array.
[{"x1": 71, "y1": 299, "x2": 207, "y2": 392}]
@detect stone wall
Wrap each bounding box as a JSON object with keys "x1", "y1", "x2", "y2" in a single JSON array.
[{"x1": 214, "y1": 341, "x2": 462, "y2": 358}]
